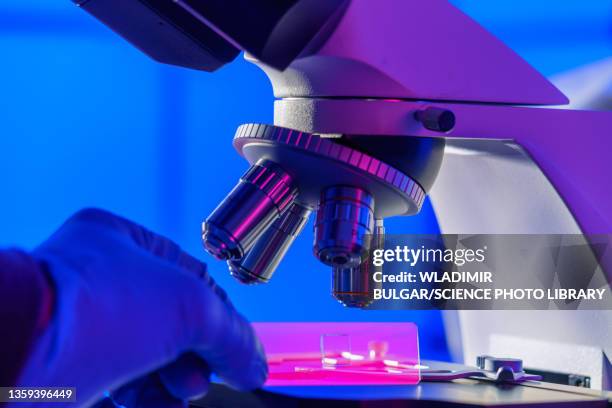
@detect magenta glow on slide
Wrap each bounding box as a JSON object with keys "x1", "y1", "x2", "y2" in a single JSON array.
[{"x1": 252, "y1": 322, "x2": 420, "y2": 386}]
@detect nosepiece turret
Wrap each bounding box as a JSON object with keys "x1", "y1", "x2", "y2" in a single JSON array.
[{"x1": 202, "y1": 124, "x2": 441, "y2": 307}]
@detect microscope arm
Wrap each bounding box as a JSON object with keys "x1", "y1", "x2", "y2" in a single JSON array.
[{"x1": 443, "y1": 105, "x2": 612, "y2": 238}]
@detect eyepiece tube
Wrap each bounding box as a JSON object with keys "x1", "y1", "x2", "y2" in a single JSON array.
[
  {"x1": 202, "y1": 159, "x2": 297, "y2": 260},
  {"x1": 314, "y1": 186, "x2": 375, "y2": 267},
  {"x1": 228, "y1": 202, "x2": 311, "y2": 284}
]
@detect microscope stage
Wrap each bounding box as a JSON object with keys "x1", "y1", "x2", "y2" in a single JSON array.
[
  {"x1": 191, "y1": 379, "x2": 612, "y2": 408},
  {"x1": 192, "y1": 374, "x2": 612, "y2": 408},
  {"x1": 191, "y1": 358, "x2": 611, "y2": 407}
]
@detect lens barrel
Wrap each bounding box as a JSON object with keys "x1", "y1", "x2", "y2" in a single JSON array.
[
  {"x1": 314, "y1": 186, "x2": 375, "y2": 267},
  {"x1": 228, "y1": 203, "x2": 311, "y2": 284},
  {"x1": 332, "y1": 219, "x2": 384, "y2": 308},
  {"x1": 202, "y1": 159, "x2": 297, "y2": 260}
]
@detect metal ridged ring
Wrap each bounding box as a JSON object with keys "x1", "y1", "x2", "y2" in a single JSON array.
[{"x1": 233, "y1": 124, "x2": 426, "y2": 211}]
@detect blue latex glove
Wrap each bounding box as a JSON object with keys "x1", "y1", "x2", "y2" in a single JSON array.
[{"x1": 16, "y1": 209, "x2": 267, "y2": 407}]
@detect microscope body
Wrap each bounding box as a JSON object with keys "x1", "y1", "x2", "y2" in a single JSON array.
[
  {"x1": 247, "y1": 0, "x2": 612, "y2": 388},
  {"x1": 73, "y1": 0, "x2": 612, "y2": 389}
]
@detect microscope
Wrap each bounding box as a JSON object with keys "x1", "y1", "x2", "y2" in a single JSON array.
[{"x1": 73, "y1": 0, "x2": 612, "y2": 396}]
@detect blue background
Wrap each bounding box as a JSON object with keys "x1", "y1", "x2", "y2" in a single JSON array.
[{"x1": 1, "y1": 1, "x2": 611, "y2": 361}]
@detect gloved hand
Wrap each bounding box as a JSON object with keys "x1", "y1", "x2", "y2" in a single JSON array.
[{"x1": 16, "y1": 208, "x2": 267, "y2": 407}]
